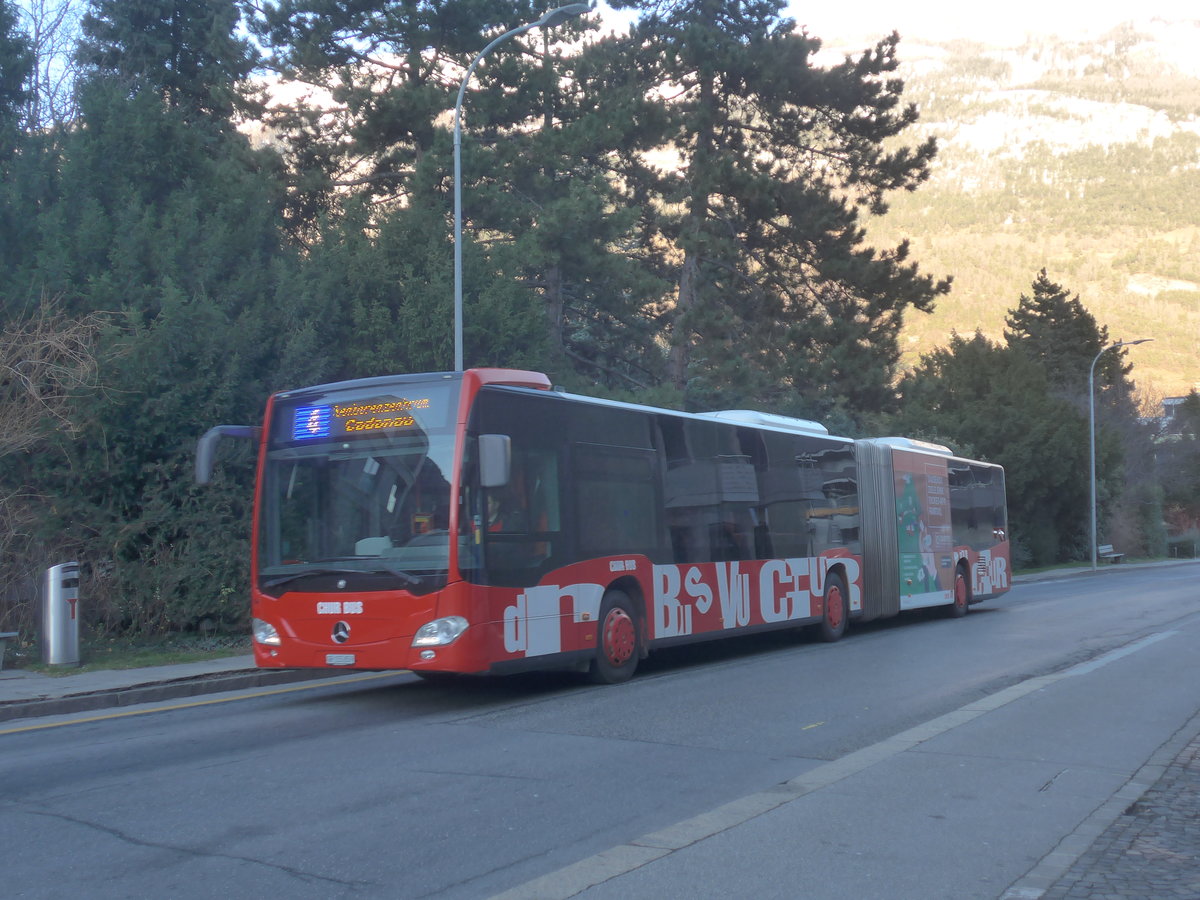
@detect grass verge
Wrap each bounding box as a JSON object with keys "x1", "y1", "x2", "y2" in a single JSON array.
[{"x1": 9, "y1": 634, "x2": 251, "y2": 675}]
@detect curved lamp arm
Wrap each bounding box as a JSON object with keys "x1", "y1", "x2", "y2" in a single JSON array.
[{"x1": 453, "y1": 3, "x2": 593, "y2": 371}]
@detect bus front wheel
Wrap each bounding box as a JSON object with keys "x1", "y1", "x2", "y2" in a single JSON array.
[
  {"x1": 589, "y1": 589, "x2": 640, "y2": 684},
  {"x1": 817, "y1": 572, "x2": 848, "y2": 643}
]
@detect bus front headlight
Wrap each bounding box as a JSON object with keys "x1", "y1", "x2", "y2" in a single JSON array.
[
  {"x1": 412, "y1": 616, "x2": 468, "y2": 647},
  {"x1": 252, "y1": 617, "x2": 281, "y2": 646}
]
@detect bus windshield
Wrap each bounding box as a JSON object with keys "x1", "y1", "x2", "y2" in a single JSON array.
[{"x1": 257, "y1": 379, "x2": 460, "y2": 595}]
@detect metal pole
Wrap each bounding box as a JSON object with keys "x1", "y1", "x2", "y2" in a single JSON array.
[
  {"x1": 1089, "y1": 338, "x2": 1152, "y2": 569},
  {"x1": 452, "y1": 3, "x2": 592, "y2": 372},
  {"x1": 1088, "y1": 348, "x2": 1102, "y2": 570}
]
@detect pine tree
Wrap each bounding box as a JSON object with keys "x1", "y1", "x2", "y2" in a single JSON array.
[
  {"x1": 1001, "y1": 269, "x2": 1155, "y2": 553},
  {"x1": 1160, "y1": 390, "x2": 1200, "y2": 534},
  {"x1": 464, "y1": 12, "x2": 667, "y2": 389},
  {"x1": 0, "y1": 0, "x2": 294, "y2": 636},
  {"x1": 603, "y1": 0, "x2": 948, "y2": 415},
  {"x1": 0, "y1": 0, "x2": 32, "y2": 149},
  {"x1": 251, "y1": 1, "x2": 662, "y2": 384},
  {"x1": 0, "y1": 0, "x2": 38, "y2": 276},
  {"x1": 1003, "y1": 269, "x2": 1120, "y2": 397},
  {"x1": 78, "y1": 0, "x2": 257, "y2": 124},
  {"x1": 251, "y1": 0, "x2": 523, "y2": 220},
  {"x1": 894, "y1": 331, "x2": 1090, "y2": 566}
]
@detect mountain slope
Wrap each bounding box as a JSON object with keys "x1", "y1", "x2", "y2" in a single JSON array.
[{"x1": 851, "y1": 17, "x2": 1200, "y2": 399}]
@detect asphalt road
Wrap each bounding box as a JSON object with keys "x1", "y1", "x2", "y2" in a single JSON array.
[{"x1": 1, "y1": 564, "x2": 1197, "y2": 899}]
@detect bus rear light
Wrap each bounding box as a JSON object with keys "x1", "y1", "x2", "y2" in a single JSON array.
[
  {"x1": 412, "y1": 616, "x2": 468, "y2": 647},
  {"x1": 252, "y1": 617, "x2": 281, "y2": 646}
]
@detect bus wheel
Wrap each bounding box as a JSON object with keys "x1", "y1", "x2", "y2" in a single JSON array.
[
  {"x1": 818, "y1": 573, "x2": 848, "y2": 643},
  {"x1": 948, "y1": 565, "x2": 971, "y2": 618},
  {"x1": 589, "y1": 589, "x2": 639, "y2": 684}
]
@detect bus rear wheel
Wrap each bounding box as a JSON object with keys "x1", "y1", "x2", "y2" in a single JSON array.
[
  {"x1": 817, "y1": 572, "x2": 848, "y2": 643},
  {"x1": 589, "y1": 589, "x2": 639, "y2": 684},
  {"x1": 948, "y1": 565, "x2": 971, "y2": 618}
]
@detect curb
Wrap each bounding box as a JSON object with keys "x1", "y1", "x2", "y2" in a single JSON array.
[
  {"x1": 0, "y1": 667, "x2": 343, "y2": 724},
  {"x1": 1012, "y1": 557, "x2": 1198, "y2": 585}
]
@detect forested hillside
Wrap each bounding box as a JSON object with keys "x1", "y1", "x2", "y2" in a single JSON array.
[{"x1": 850, "y1": 18, "x2": 1200, "y2": 400}]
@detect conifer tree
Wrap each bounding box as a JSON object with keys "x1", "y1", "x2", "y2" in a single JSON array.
[
  {"x1": 1003, "y1": 269, "x2": 1125, "y2": 398},
  {"x1": 603, "y1": 0, "x2": 948, "y2": 415},
  {"x1": 252, "y1": 1, "x2": 660, "y2": 384},
  {"x1": 0, "y1": 0, "x2": 37, "y2": 276},
  {"x1": 1160, "y1": 391, "x2": 1200, "y2": 527},
  {"x1": 78, "y1": 0, "x2": 257, "y2": 124},
  {"x1": 0, "y1": 0, "x2": 32, "y2": 149},
  {"x1": 252, "y1": 0, "x2": 524, "y2": 219},
  {"x1": 463, "y1": 11, "x2": 667, "y2": 388},
  {"x1": 1002, "y1": 270, "x2": 1152, "y2": 552},
  {"x1": 896, "y1": 269, "x2": 1161, "y2": 564},
  {"x1": 0, "y1": 0, "x2": 293, "y2": 635},
  {"x1": 894, "y1": 332, "x2": 1089, "y2": 566}
]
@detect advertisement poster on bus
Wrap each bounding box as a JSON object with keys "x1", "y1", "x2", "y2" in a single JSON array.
[{"x1": 893, "y1": 450, "x2": 954, "y2": 609}]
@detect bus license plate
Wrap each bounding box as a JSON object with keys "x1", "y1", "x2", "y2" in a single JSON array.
[{"x1": 326, "y1": 654, "x2": 356, "y2": 666}]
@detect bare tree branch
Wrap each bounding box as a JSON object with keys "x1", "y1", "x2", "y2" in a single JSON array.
[
  {"x1": 18, "y1": 0, "x2": 83, "y2": 130},
  {"x1": 0, "y1": 295, "x2": 105, "y2": 455}
]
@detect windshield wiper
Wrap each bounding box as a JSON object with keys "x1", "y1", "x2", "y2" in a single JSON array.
[
  {"x1": 319, "y1": 556, "x2": 423, "y2": 584},
  {"x1": 262, "y1": 561, "x2": 421, "y2": 590}
]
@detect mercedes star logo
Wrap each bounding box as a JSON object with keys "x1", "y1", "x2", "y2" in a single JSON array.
[{"x1": 332, "y1": 621, "x2": 351, "y2": 644}]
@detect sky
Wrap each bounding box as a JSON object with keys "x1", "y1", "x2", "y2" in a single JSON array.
[
  {"x1": 594, "y1": 1, "x2": 1200, "y2": 48},
  {"x1": 784, "y1": 0, "x2": 1200, "y2": 44}
]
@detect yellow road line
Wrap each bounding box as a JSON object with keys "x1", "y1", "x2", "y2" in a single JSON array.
[{"x1": 0, "y1": 671, "x2": 403, "y2": 736}]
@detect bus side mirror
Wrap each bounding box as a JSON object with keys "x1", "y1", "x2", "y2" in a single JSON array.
[
  {"x1": 196, "y1": 425, "x2": 261, "y2": 484},
  {"x1": 479, "y1": 434, "x2": 511, "y2": 488}
]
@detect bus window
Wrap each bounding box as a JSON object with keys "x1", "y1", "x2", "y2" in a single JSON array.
[
  {"x1": 950, "y1": 462, "x2": 1007, "y2": 550},
  {"x1": 484, "y1": 449, "x2": 561, "y2": 582},
  {"x1": 574, "y1": 444, "x2": 659, "y2": 557}
]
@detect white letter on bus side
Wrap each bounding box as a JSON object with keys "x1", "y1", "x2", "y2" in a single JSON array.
[
  {"x1": 716, "y1": 563, "x2": 751, "y2": 628},
  {"x1": 685, "y1": 566, "x2": 713, "y2": 615},
  {"x1": 992, "y1": 554, "x2": 1009, "y2": 589},
  {"x1": 504, "y1": 586, "x2": 565, "y2": 657},
  {"x1": 784, "y1": 557, "x2": 811, "y2": 620},
  {"x1": 759, "y1": 561, "x2": 788, "y2": 623},
  {"x1": 653, "y1": 565, "x2": 689, "y2": 638}
]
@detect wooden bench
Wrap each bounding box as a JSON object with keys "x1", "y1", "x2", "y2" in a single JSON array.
[
  {"x1": 0, "y1": 631, "x2": 17, "y2": 670},
  {"x1": 1098, "y1": 543, "x2": 1124, "y2": 564}
]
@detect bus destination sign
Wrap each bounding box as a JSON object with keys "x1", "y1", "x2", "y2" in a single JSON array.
[{"x1": 292, "y1": 396, "x2": 433, "y2": 440}]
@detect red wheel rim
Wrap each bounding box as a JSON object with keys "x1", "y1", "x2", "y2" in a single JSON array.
[
  {"x1": 826, "y1": 585, "x2": 843, "y2": 630},
  {"x1": 602, "y1": 607, "x2": 636, "y2": 667},
  {"x1": 955, "y1": 573, "x2": 968, "y2": 611}
]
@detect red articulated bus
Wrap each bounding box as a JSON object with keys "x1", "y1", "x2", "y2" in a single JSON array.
[{"x1": 197, "y1": 368, "x2": 1010, "y2": 683}]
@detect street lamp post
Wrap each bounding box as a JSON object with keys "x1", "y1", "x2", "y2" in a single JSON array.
[
  {"x1": 1089, "y1": 338, "x2": 1152, "y2": 569},
  {"x1": 452, "y1": 2, "x2": 592, "y2": 372}
]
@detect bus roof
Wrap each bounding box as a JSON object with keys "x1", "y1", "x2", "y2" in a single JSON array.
[
  {"x1": 698, "y1": 409, "x2": 829, "y2": 435},
  {"x1": 860, "y1": 436, "x2": 953, "y2": 456}
]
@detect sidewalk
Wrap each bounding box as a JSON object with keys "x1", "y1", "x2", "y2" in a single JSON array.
[
  {"x1": 1, "y1": 558, "x2": 1197, "y2": 900},
  {"x1": 0, "y1": 653, "x2": 337, "y2": 723},
  {"x1": 1032, "y1": 725, "x2": 1200, "y2": 900}
]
